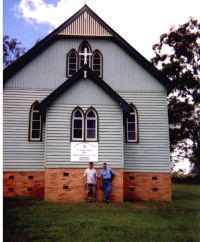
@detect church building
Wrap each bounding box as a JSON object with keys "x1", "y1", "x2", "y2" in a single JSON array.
[{"x1": 3, "y1": 5, "x2": 172, "y2": 201}]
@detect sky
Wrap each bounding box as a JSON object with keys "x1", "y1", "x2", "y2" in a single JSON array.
[
  {"x1": 3, "y1": 0, "x2": 200, "y2": 173},
  {"x1": 3, "y1": 0, "x2": 200, "y2": 60}
]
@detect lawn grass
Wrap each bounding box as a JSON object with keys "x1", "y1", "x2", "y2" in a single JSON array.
[{"x1": 3, "y1": 184, "x2": 200, "y2": 242}]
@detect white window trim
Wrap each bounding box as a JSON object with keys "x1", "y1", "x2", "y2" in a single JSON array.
[
  {"x1": 126, "y1": 110, "x2": 138, "y2": 143},
  {"x1": 30, "y1": 109, "x2": 42, "y2": 141},
  {"x1": 72, "y1": 109, "x2": 84, "y2": 141},
  {"x1": 85, "y1": 110, "x2": 97, "y2": 141},
  {"x1": 67, "y1": 50, "x2": 78, "y2": 77}
]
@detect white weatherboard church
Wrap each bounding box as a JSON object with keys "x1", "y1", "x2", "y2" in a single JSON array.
[{"x1": 3, "y1": 5, "x2": 172, "y2": 201}]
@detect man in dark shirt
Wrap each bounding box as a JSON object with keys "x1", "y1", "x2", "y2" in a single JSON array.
[{"x1": 100, "y1": 162, "x2": 115, "y2": 203}]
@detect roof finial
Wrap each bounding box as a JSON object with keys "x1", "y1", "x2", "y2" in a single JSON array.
[{"x1": 84, "y1": 0, "x2": 87, "y2": 5}]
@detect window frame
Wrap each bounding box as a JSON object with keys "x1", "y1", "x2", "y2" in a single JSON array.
[
  {"x1": 92, "y1": 50, "x2": 103, "y2": 78},
  {"x1": 71, "y1": 107, "x2": 85, "y2": 141},
  {"x1": 85, "y1": 107, "x2": 98, "y2": 141},
  {"x1": 78, "y1": 41, "x2": 92, "y2": 69},
  {"x1": 28, "y1": 101, "x2": 42, "y2": 142},
  {"x1": 67, "y1": 49, "x2": 78, "y2": 77},
  {"x1": 126, "y1": 105, "x2": 139, "y2": 143}
]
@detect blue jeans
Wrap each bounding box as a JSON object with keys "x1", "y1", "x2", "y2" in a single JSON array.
[{"x1": 102, "y1": 179, "x2": 111, "y2": 201}]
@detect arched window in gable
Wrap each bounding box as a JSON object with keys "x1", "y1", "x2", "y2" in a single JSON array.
[
  {"x1": 29, "y1": 101, "x2": 42, "y2": 141},
  {"x1": 78, "y1": 41, "x2": 92, "y2": 68},
  {"x1": 92, "y1": 51, "x2": 103, "y2": 77},
  {"x1": 67, "y1": 49, "x2": 78, "y2": 77},
  {"x1": 85, "y1": 108, "x2": 98, "y2": 141},
  {"x1": 126, "y1": 105, "x2": 138, "y2": 143},
  {"x1": 71, "y1": 107, "x2": 84, "y2": 141}
]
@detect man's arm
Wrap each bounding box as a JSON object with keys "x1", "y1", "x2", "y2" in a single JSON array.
[
  {"x1": 95, "y1": 170, "x2": 97, "y2": 184},
  {"x1": 83, "y1": 170, "x2": 87, "y2": 186},
  {"x1": 110, "y1": 168, "x2": 115, "y2": 176},
  {"x1": 100, "y1": 170, "x2": 103, "y2": 188}
]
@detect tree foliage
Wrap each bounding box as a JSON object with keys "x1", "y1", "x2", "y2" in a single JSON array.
[
  {"x1": 3, "y1": 35, "x2": 26, "y2": 69},
  {"x1": 151, "y1": 18, "x2": 200, "y2": 174}
]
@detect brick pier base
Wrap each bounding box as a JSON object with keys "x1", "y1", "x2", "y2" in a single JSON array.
[
  {"x1": 3, "y1": 171, "x2": 172, "y2": 202},
  {"x1": 3, "y1": 171, "x2": 45, "y2": 199},
  {"x1": 45, "y1": 168, "x2": 124, "y2": 202},
  {"x1": 124, "y1": 172, "x2": 171, "y2": 201}
]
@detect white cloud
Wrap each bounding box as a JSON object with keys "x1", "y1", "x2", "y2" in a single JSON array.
[
  {"x1": 14, "y1": 0, "x2": 83, "y2": 27},
  {"x1": 13, "y1": 0, "x2": 200, "y2": 59}
]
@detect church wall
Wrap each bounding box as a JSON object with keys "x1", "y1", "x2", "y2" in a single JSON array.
[
  {"x1": 45, "y1": 77, "x2": 124, "y2": 168},
  {"x1": 120, "y1": 92, "x2": 170, "y2": 173},
  {"x1": 4, "y1": 39, "x2": 166, "y2": 92},
  {"x1": 46, "y1": 104, "x2": 124, "y2": 168},
  {"x1": 3, "y1": 89, "x2": 50, "y2": 171},
  {"x1": 53, "y1": 78, "x2": 118, "y2": 105},
  {"x1": 3, "y1": 88, "x2": 170, "y2": 173}
]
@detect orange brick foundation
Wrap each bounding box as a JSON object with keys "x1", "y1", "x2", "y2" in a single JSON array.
[
  {"x1": 124, "y1": 172, "x2": 172, "y2": 201},
  {"x1": 3, "y1": 170, "x2": 172, "y2": 202},
  {"x1": 3, "y1": 171, "x2": 45, "y2": 199},
  {"x1": 44, "y1": 168, "x2": 124, "y2": 202}
]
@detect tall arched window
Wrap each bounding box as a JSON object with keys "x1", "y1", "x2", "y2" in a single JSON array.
[
  {"x1": 92, "y1": 51, "x2": 103, "y2": 77},
  {"x1": 71, "y1": 107, "x2": 84, "y2": 141},
  {"x1": 126, "y1": 105, "x2": 138, "y2": 143},
  {"x1": 29, "y1": 101, "x2": 42, "y2": 141},
  {"x1": 67, "y1": 49, "x2": 78, "y2": 77},
  {"x1": 85, "y1": 108, "x2": 98, "y2": 141},
  {"x1": 79, "y1": 42, "x2": 92, "y2": 68}
]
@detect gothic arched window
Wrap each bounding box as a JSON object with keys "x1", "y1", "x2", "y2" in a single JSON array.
[
  {"x1": 92, "y1": 51, "x2": 103, "y2": 77},
  {"x1": 126, "y1": 106, "x2": 138, "y2": 143},
  {"x1": 78, "y1": 42, "x2": 92, "y2": 68},
  {"x1": 29, "y1": 101, "x2": 42, "y2": 141},
  {"x1": 71, "y1": 107, "x2": 84, "y2": 141},
  {"x1": 67, "y1": 49, "x2": 78, "y2": 77},
  {"x1": 85, "y1": 108, "x2": 98, "y2": 141}
]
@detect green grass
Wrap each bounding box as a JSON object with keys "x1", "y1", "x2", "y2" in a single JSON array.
[{"x1": 4, "y1": 184, "x2": 200, "y2": 242}]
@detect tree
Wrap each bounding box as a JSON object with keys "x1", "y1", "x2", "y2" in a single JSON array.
[
  {"x1": 3, "y1": 35, "x2": 26, "y2": 69},
  {"x1": 151, "y1": 18, "x2": 200, "y2": 175}
]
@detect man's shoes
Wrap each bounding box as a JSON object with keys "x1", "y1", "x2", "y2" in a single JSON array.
[{"x1": 103, "y1": 199, "x2": 110, "y2": 203}]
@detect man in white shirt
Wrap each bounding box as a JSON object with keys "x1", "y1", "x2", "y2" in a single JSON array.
[{"x1": 83, "y1": 162, "x2": 97, "y2": 202}]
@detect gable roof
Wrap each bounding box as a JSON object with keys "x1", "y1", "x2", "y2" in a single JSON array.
[
  {"x1": 38, "y1": 65, "x2": 132, "y2": 114},
  {"x1": 3, "y1": 4, "x2": 171, "y2": 90}
]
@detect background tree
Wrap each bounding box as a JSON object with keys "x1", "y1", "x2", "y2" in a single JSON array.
[
  {"x1": 151, "y1": 18, "x2": 200, "y2": 175},
  {"x1": 3, "y1": 35, "x2": 26, "y2": 69}
]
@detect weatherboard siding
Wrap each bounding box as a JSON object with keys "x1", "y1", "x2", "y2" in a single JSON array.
[
  {"x1": 45, "y1": 78, "x2": 124, "y2": 168},
  {"x1": 53, "y1": 78, "x2": 117, "y2": 105},
  {"x1": 3, "y1": 87, "x2": 170, "y2": 172},
  {"x1": 4, "y1": 39, "x2": 166, "y2": 92},
  {"x1": 3, "y1": 89, "x2": 50, "y2": 171},
  {"x1": 46, "y1": 104, "x2": 124, "y2": 168},
  {"x1": 120, "y1": 92, "x2": 170, "y2": 173}
]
